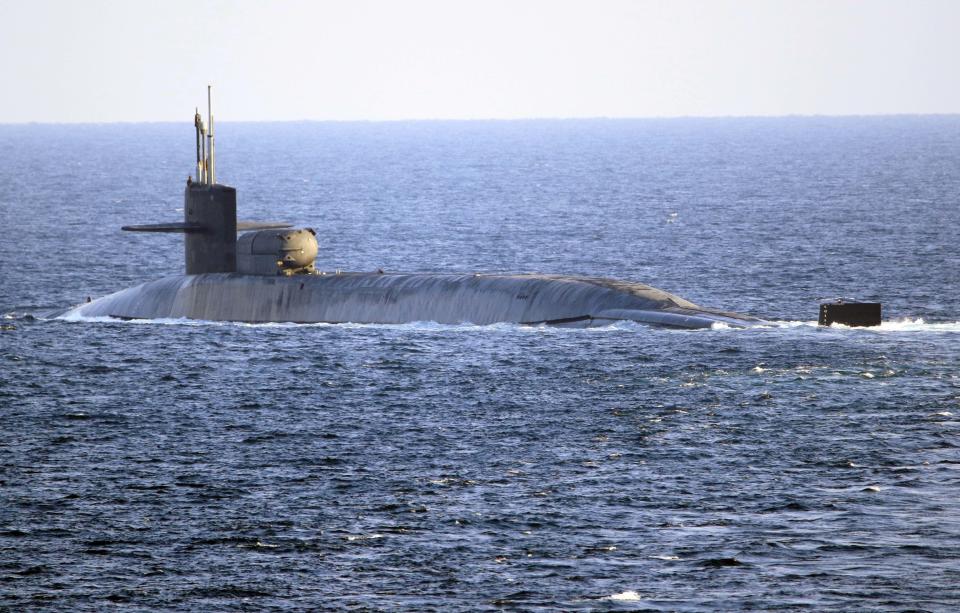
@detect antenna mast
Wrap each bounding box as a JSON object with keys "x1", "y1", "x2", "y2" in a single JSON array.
[
  {"x1": 194, "y1": 108, "x2": 204, "y2": 183},
  {"x1": 207, "y1": 85, "x2": 216, "y2": 185}
]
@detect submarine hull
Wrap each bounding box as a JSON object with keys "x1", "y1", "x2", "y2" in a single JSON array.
[
  {"x1": 72, "y1": 92, "x2": 763, "y2": 330},
  {"x1": 61, "y1": 272, "x2": 764, "y2": 329}
]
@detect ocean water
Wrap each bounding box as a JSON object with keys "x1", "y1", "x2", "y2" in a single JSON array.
[{"x1": 2, "y1": 117, "x2": 959, "y2": 611}]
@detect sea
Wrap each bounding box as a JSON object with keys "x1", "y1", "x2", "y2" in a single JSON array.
[{"x1": 2, "y1": 116, "x2": 959, "y2": 611}]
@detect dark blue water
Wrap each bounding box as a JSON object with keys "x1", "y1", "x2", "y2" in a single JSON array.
[{"x1": 2, "y1": 117, "x2": 960, "y2": 611}]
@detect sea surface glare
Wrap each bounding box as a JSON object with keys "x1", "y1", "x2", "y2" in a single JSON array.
[{"x1": 2, "y1": 117, "x2": 960, "y2": 611}]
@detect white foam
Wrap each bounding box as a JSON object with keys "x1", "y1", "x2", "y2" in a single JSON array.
[
  {"x1": 58, "y1": 312, "x2": 228, "y2": 327},
  {"x1": 344, "y1": 533, "x2": 384, "y2": 541},
  {"x1": 52, "y1": 309, "x2": 960, "y2": 334},
  {"x1": 872, "y1": 318, "x2": 960, "y2": 332},
  {"x1": 740, "y1": 318, "x2": 960, "y2": 334},
  {"x1": 50, "y1": 312, "x2": 705, "y2": 334}
]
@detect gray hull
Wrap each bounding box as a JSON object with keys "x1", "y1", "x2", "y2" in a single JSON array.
[{"x1": 61, "y1": 272, "x2": 763, "y2": 328}]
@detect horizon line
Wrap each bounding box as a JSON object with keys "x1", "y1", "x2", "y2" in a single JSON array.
[{"x1": 2, "y1": 111, "x2": 959, "y2": 127}]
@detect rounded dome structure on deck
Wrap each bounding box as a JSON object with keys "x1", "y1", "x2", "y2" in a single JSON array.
[{"x1": 237, "y1": 228, "x2": 318, "y2": 276}]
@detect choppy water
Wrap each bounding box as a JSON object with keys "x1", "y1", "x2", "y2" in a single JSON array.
[{"x1": 2, "y1": 117, "x2": 960, "y2": 611}]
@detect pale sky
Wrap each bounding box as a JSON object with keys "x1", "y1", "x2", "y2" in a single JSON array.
[{"x1": 1, "y1": 0, "x2": 958, "y2": 123}]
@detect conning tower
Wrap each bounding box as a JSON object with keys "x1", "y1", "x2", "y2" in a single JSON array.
[
  {"x1": 122, "y1": 86, "x2": 292, "y2": 274},
  {"x1": 183, "y1": 182, "x2": 237, "y2": 274}
]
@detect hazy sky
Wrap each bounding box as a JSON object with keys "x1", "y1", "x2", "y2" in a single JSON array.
[{"x1": 1, "y1": 0, "x2": 958, "y2": 122}]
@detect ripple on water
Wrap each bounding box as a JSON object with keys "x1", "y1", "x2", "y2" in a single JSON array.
[{"x1": 4, "y1": 118, "x2": 960, "y2": 611}]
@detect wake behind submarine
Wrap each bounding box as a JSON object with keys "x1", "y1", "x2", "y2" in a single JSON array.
[{"x1": 62, "y1": 89, "x2": 765, "y2": 329}]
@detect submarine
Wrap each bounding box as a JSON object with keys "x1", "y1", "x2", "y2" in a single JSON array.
[{"x1": 60, "y1": 88, "x2": 764, "y2": 329}]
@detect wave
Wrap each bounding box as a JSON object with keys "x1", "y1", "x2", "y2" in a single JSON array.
[
  {"x1": 53, "y1": 312, "x2": 560, "y2": 332},
  {"x1": 50, "y1": 310, "x2": 960, "y2": 334},
  {"x1": 57, "y1": 311, "x2": 225, "y2": 327},
  {"x1": 711, "y1": 318, "x2": 960, "y2": 334}
]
